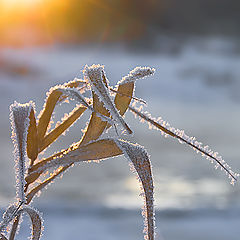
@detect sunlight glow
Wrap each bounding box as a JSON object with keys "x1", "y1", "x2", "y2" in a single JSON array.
[{"x1": 2, "y1": 0, "x2": 42, "y2": 7}]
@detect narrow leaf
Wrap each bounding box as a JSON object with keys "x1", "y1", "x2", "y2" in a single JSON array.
[
  {"x1": 80, "y1": 93, "x2": 110, "y2": 146},
  {"x1": 10, "y1": 101, "x2": 34, "y2": 203},
  {"x1": 26, "y1": 139, "x2": 123, "y2": 202},
  {"x1": 37, "y1": 79, "x2": 85, "y2": 142},
  {"x1": 27, "y1": 108, "x2": 38, "y2": 165},
  {"x1": 19, "y1": 207, "x2": 43, "y2": 240},
  {"x1": 31, "y1": 139, "x2": 122, "y2": 175},
  {"x1": 39, "y1": 105, "x2": 87, "y2": 152},
  {"x1": 129, "y1": 106, "x2": 239, "y2": 184},
  {"x1": 9, "y1": 215, "x2": 20, "y2": 240},
  {"x1": 115, "y1": 139, "x2": 155, "y2": 240},
  {"x1": 106, "y1": 66, "x2": 154, "y2": 129},
  {"x1": 0, "y1": 204, "x2": 18, "y2": 232},
  {"x1": 84, "y1": 64, "x2": 132, "y2": 134}
]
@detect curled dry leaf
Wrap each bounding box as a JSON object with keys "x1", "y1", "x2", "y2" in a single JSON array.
[
  {"x1": 115, "y1": 139, "x2": 155, "y2": 240},
  {"x1": 18, "y1": 207, "x2": 43, "y2": 240}
]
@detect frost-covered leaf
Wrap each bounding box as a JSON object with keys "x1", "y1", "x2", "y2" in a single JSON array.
[
  {"x1": 117, "y1": 66, "x2": 155, "y2": 85},
  {"x1": 9, "y1": 215, "x2": 20, "y2": 240},
  {"x1": 84, "y1": 64, "x2": 132, "y2": 134},
  {"x1": 39, "y1": 105, "x2": 87, "y2": 152},
  {"x1": 10, "y1": 101, "x2": 34, "y2": 202},
  {"x1": 0, "y1": 204, "x2": 18, "y2": 232},
  {"x1": 19, "y1": 206, "x2": 43, "y2": 240},
  {"x1": 26, "y1": 166, "x2": 67, "y2": 204},
  {"x1": 26, "y1": 139, "x2": 123, "y2": 202},
  {"x1": 37, "y1": 79, "x2": 85, "y2": 142},
  {"x1": 80, "y1": 93, "x2": 110, "y2": 146},
  {"x1": 115, "y1": 139, "x2": 155, "y2": 240},
  {"x1": 129, "y1": 106, "x2": 239, "y2": 184},
  {"x1": 27, "y1": 139, "x2": 122, "y2": 178}
]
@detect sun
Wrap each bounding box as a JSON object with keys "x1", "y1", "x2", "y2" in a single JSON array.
[{"x1": 2, "y1": 0, "x2": 42, "y2": 8}]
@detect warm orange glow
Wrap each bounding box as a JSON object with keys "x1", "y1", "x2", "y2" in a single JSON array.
[
  {"x1": 2, "y1": 0, "x2": 42, "y2": 8},
  {"x1": 0, "y1": 0, "x2": 147, "y2": 47}
]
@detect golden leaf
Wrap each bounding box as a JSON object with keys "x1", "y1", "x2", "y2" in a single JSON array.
[
  {"x1": 27, "y1": 108, "x2": 38, "y2": 164},
  {"x1": 39, "y1": 106, "x2": 87, "y2": 152}
]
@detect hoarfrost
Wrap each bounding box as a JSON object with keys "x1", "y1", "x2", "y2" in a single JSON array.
[
  {"x1": 57, "y1": 87, "x2": 115, "y2": 126},
  {"x1": 10, "y1": 101, "x2": 34, "y2": 203},
  {"x1": 129, "y1": 106, "x2": 239, "y2": 185},
  {"x1": 84, "y1": 64, "x2": 133, "y2": 135},
  {"x1": 115, "y1": 139, "x2": 155, "y2": 240},
  {"x1": 118, "y1": 66, "x2": 155, "y2": 85},
  {"x1": 0, "y1": 204, "x2": 17, "y2": 232}
]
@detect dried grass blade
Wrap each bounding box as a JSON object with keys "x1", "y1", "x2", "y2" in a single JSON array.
[
  {"x1": 84, "y1": 65, "x2": 132, "y2": 134},
  {"x1": 39, "y1": 106, "x2": 87, "y2": 152},
  {"x1": 129, "y1": 106, "x2": 238, "y2": 184},
  {"x1": 10, "y1": 102, "x2": 34, "y2": 203},
  {"x1": 113, "y1": 82, "x2": 135, "y2": 116},
  {"x1": 9, "y1": 215, "x2": 20, "y2": 240},
  {"x1": 0, "y1": 204, "x2": 18, "y2": 233},
  {"x1": 110, "y1": 87, "x2": 146, "y2": 105},
  {"x1": 26, "y1": 139, "x2": 123, "y2": 202},
  {"x1": 26, "y1": 166, "x2": 66, "y2": 204},
  {"x1": 80, "y1": 93, "x2": 110, "y2": 146},
  {"x1": 37, "y1": 89, "x2": 63, "y2": 142},
  {"x1": 26, "y1": 139, "x2": 123, "y2": 185},
  {"x1": 19, "y1": 207, "x2": 43, "y2": 240},
  {"x1": 27, "y1": 108, "x2": 38, "y2": 165},
  {"x1": 115, "y1": 139, "x2": 155, "y2": 240},
  {"x1": 37, "y1": 79, "x2": 85, "y2": 142}
]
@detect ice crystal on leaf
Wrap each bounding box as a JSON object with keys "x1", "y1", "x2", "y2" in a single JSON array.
[
  {"x1": 129, "y1": 106, "x2": 239, "y2": 184},
  {"x1": 1, "y1": 64, "x2": 238, "y2": 240},
  {"x1": 115, "y1": 139, "x2": 155, "y2": 240},
  {"x1": 10, "y1": 101, "x2": 34, "y2": 203},
  {"x1": 118, "y1": 66, "x2": 155, "y2": 85},
  {"x1": 84, "y1": 64, "x2": 133, "y2": 135}
]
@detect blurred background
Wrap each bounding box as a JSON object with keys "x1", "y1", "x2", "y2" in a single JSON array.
[{"x1": 0, "y1": 0, "x2": 240, "y2": 239}]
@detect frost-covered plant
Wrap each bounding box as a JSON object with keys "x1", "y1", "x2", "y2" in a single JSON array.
[{"x1": 0, "y1": 64, "x2": 238, "y2": 240}]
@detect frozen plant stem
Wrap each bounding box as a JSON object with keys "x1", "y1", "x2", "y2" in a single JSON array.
[{"x1": 0, "y1": 64, "x2": 238, "y2": 240}]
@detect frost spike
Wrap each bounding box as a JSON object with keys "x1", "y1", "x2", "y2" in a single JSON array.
[
  {"x1": 115, "y1": 139, "x2": 155, "y2": 240},
  {"x1": 10, "y1": 101, "x2": 33, "y2": 203},
  {"x1": 129, "y1": 106, "x2": 238, "y2": 183},
  {"x1": 39, "y1": 105, "x2": 87, "y2": 152},
  {"x1": 84, "y1": 64, "x2": 133, "y2": 134}
]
